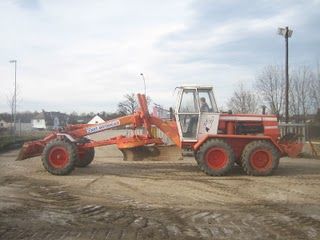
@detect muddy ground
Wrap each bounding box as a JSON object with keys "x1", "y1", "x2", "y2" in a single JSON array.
[{"x1": 0, "y1": 141, "x2": 320, "y2": 239}]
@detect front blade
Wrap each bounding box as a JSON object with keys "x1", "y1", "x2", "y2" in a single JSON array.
[
  {"x1": 16, "y1": 141, "x2": 44, "y2": 161},
  {"x1": 120, "y1": 145, "x2": 183, "y2": 161}
]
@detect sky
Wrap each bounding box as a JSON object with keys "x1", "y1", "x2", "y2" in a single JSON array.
[{"x1": 0, "y1": 0, "x2": 319, "y2": 114}]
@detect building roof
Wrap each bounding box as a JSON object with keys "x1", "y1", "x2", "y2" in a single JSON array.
[
  {"x1": 33, "y1": 112, "x2": 45, "y2": 120},
  {"x1": 88, "y1": 115, "x2": 105, "y2": 124}
]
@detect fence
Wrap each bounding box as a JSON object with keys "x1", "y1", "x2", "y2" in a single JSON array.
[{"x1": 278, "y1": 123, "x2": 306, "y2": 142}]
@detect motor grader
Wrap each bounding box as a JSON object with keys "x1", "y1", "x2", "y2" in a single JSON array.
[{"x1": 17, "y1": 86, "x2": 303, "y2": 176}]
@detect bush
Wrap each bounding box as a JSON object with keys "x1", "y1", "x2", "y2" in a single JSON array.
[{"x1": 0, "y1": 131, "x2": 48, "y2": 151}]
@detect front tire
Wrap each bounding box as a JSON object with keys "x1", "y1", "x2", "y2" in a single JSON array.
[
  {"x1": 197, "y1": 139, "x2": 235, "y2": 176},
  {"x1": 241, "y1": 140, "x2": 280, "y2": 176},
  {"x1": 42, "y1": 139, "x2": 77, "y2": 175}
]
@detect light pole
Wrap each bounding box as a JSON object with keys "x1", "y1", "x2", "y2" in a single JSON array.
[
  {"x1": 9, "y1": 59, "x2": 17, "y2": 142},
  {"x1": 140, "y1": 73, "x2": 146, "y2": 95},
  {"x1": 277, "y1": 26, "x2": 293, "y2": 124}
]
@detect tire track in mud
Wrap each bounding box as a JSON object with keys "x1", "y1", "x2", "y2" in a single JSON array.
[
  {"x1": 0, "y1": 178, "x2": 198, "y2": 239},
  {"x1": 1, "y1": 167, "x2": 320, "y2": 240},
  {"x1": 2, "y1": 180, "x2": 318, "y2": 240},
  {"x1": 183, "y1": 178, "x2": 320, "y2": 239}
]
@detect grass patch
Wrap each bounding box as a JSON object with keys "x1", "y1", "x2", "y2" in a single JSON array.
[{"x1": 0, "y1": 132, "x2": 49, "y2": 151}]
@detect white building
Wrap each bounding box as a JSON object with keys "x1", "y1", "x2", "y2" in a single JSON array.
[
  {"x1": 0, "y1": 120, "x2": 11, "y2": 129},
  {"x1": 88, "y1": 115, "x2": 105, "y2": 124},
  {"x1": 31, "y1": 112, "x2": 46, "y2": 130}
]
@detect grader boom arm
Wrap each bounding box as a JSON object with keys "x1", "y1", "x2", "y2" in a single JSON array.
[{"x1": 17, "y1": 94, "x2": 181, "y2": 161}]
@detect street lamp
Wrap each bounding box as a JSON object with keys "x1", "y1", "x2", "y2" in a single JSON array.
[
  {"x1": 277, "y1": 26, "x2": 293, "y2": 124},
  {"x1": 9, "y1": 59, "x2": 17, "y2": 142},
  {"x1": 140, "y1": 73, "x2": 146, "y2": 95}
]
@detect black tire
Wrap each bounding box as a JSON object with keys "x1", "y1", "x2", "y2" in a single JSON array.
[
  {"x1": 197, "y1": 139, "x2": 235, "y2": 176},
  {"x1": 41, "y1": 139, "x2": 77, "y2": 175},
  {"x1": 194, "y1": 150, "x2": 200, "y2": 164},
  {"x1": 241, "y1": 140, "x2": 280, "y2": 176},
  {"x1": 75, "y1": 148, "x2": 95, "y2": 167}
]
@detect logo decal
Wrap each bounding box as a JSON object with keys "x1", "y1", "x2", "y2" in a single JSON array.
[
  {"x1": 86, "y1": 119, "x2": 120, "y2": 134},
  {"x1": 203, "y1": 118, "x2": 214, "y2": 132}
]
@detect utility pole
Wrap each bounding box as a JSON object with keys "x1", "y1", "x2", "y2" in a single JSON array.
[
  {"x1": 9, "y1": 60, "x2": 17, "y2": 142},
  {"x1": 277, "y1": 26, "x2": 293, "y2": 124},
  {"x1": 140, "y1": 73, "x2": 146, "y2": 95}
]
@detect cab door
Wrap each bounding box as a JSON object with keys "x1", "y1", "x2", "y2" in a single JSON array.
[
  {"x1": 176, "y1": 87, "x2": 220, "y2": 142},
  {"x1": 176, "y1": 88, "x2": 200, "y2": 141},
  {"x1": 197, "y1": 89, "x2": 220, "y2": 139}
]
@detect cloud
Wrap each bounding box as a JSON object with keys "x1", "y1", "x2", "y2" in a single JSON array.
[
  {"x1": 158, "y1": 0, "x2": 319, "y2": 66},
  {"x1": 0, "y1": 0, "x2": 319, "y2": 113},
  {"x1": 153, "y1": 0, "x2": 320, "y2": 106},
  {"x1": 13, "y1": 0, "x2": 41, "y2": 11}
]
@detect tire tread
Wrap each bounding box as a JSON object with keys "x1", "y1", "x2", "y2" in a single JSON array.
[
  {"x1": 241, "y1": 140, "x2": 280, "y2": 176},
  {"x1": 41, "y1": 139, "x2": 77, "y2": 175},
  {"x1": 197, "y1": 139, "x2": 235, "y2": 176}
]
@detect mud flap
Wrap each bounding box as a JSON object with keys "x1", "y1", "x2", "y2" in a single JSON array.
[{"x1": 120, "y1": 145, "x2": 183, "y2": 161}]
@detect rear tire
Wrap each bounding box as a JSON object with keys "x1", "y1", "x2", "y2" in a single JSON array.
[
  {"x1": 75, "y1": 148, "x2": 95, "y2": 167},
  {"x1": 42, "y1": 139, "x2": 77, "y2": 175},
  {"x1": 197, "y1": 139, "x2": 235, "y2": 176},
  {"x1": 194, "y1": 150, "x2": 200, "y2": 164},
  {"x1": 241, "y1": 140, "x2": 280, "y2": 176}
]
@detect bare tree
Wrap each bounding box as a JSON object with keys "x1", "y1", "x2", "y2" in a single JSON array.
[
  {"x1": 227, "y1": 83, "x2": 259, "y2": 114},
  {"x1": 7, "y1": 94, "x2": 15, "y2": 123},
  {"x1": 6, "y1": 88, "x2": 21, "y2": 135},
  {"x1": 289, "y1": 66, "x2": 315, "y2": 122},
  {"x1": 117, "y1": 94, "x2": 138, "y2": 115},
  {"x1": 311, "y1": 62, "x2": 320, "y2": 109},
  {"x1": 7, "y1": 87, "x2": 20, "y2": 122},
  {"x1": 255, "y1": 65, "x2": 285, "y2": 116},
  {"x1": 118, "y1": 94, "x2": 151, "y2": 115}
]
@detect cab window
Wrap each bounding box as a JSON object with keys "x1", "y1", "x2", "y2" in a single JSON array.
[
  {"x1": 198, "y1": 90, "x2": 217, "y2": 112},
  {"x1": 179, "y1": 90, "x2": 199, "y2": 113}
]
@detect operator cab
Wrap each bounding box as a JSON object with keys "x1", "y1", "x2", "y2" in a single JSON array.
[{"x1": 175, "y1": 86, "x2": 220, "y2": 141}]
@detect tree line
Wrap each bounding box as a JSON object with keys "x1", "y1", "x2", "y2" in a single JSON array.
[
  {"x1": 0, "y1": 111, "x2": 124, "y2": 124},
  {"x1": 227, "y1": 64, "x2": 320, "y2": 122},
  {"x1": 2, "y1": 64, "x2": 319, "y2": 124}
]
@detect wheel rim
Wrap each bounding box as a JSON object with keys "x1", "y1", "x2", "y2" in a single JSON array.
[
  {"x1": 250, "y1": 149, "x2": 272, "y2": 171},
  {"x1": 48, "y1": 147, "x2": 69, "y2": 168},
  {"x1": 205, "y1": 147, "x2": 228, "y2": 170}
]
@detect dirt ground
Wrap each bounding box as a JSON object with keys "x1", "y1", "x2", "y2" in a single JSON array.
[{"x1": 0, "y1": 142, "x2": 320, "y2": 239}]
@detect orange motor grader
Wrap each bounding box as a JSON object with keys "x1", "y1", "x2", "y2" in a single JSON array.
[{"x1": 17, "y1": 86, "x2": 303, "y2": 176}]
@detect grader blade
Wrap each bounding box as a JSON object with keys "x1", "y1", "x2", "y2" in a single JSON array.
[
  {"x1": 120, "y1": 145, "x2": 183, "y2": 161},
  {"x1": 16, "y1": 141, "x2": 44, "y2": 161}
]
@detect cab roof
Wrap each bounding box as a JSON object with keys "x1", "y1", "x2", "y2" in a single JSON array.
[{"x1": 176, "y1": 85, "x2": 213, "y2": 90}]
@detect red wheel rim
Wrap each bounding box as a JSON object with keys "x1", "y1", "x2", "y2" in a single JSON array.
[
  {"x1": 205, "y1": 148, "x2": 228, "y2": 170},
  {"x1": 250, "y1": 149, "x2": 272, "y2": 171},
  {"x1": 48, "y1": 147, "x2": 69, "y2": 168}
]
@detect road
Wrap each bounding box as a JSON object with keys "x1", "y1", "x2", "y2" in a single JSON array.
[{"x1": 0, "y1": 144, "x2": 320, "y2": 239}]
